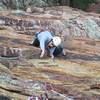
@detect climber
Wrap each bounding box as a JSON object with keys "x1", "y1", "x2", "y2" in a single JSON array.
[{"x1": 30, "y1": 26, "x2": 66, "y2": 60}]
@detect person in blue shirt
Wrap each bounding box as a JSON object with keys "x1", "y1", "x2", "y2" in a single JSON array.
[{"x1": 31, "y1": 26, "x2": 65, "y2": 59}]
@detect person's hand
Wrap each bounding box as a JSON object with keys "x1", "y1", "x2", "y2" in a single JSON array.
[
  {"x1": 51, "y1": 55, "x2": 54, "y2": 59},
  {"x1": 51, "y1": 54, "x2": 55, "y2": 62},
  {"x1": 40, "y1": 50, "x2": 45, "y2": 58},
  {"x1": 40, "y1": 53, "x2": 44, "y2": 58}
]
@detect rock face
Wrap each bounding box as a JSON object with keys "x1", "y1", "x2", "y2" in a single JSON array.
[
  {"x1": 0, "y1": 6, "x2": 100, "y2": 39},
  {"x1": 0, "y1": 6, "x2": 100, "y2": 100}
]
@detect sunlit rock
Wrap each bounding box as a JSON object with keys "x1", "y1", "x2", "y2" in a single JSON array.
[{"x1": 26, "y1": 7, "x2": 32, "y2": 13}]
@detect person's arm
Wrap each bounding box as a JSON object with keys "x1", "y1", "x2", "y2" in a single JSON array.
[
  {"x1": 40, "y1": 49, "x2": 45, "y2": 58},
  {"x1": 49, "y1": 47, "x2": 55, "y2": 59},
  {"x1": 39, "y1": 39, "x2": 45, "y2": 58}
]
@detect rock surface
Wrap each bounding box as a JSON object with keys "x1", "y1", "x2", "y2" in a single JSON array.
[{"x1": 0, "y1": 6, "x2": 100, "y2": 100}]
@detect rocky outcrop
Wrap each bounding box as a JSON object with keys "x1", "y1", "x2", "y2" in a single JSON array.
[
  {"x1": 0, "y1": 6, "x2": 100, "y2": 40},
  {"x1": 0, "y1": 6, "x2": 100, "y2": 100}
]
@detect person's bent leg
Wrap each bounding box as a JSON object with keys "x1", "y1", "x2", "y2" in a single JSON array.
[
  {"x1": 53, "y1": 46, "x2": 63, "y2": 57},
  {"x1": 31, "y1": 38, "x2": 40, "y2": 47}
]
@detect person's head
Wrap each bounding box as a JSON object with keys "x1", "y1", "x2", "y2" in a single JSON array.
[{"x1": 48, "y1": 36, "x2": 61, "y2": 48}]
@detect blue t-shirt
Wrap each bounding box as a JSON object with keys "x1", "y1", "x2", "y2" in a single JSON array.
[{"x1": 36, "y1": 31, "x2": 56, "y2": 55}]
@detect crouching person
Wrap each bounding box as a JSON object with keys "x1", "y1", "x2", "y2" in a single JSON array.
[{"x1": 31, "y1": 26, "x2": 65, "y2": 60}]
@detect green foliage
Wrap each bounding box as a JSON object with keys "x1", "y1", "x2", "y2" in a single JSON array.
[
  {"x1": 1, "y1": 0, "x2": 99, "y2": 11},
  {"x1": 72, "y1": 0, "x2": 97, "y2": 10}
]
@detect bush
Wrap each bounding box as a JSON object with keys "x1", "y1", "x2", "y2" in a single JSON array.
[{"x1": 72, "y1": 0, "x2": 97, "y2": 10}]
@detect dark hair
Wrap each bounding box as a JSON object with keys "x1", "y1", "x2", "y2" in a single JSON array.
[{"x1": 47, "y1": 39, "x2": 53, "y2": 45}]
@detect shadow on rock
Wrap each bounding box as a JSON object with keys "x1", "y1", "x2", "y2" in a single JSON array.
[
  {"x1": 0, "y1": 95, "x2": 11, "y2": 100},
  {"x1": 65, "y1": 53, "x2": 100, "y2": 61}
]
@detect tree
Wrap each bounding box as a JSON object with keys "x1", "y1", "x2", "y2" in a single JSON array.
[
  {"x1": 1, "y1": 0, "x2": 99, "y2": 10},
  {"x1": 71, "y1": 0, "x2": 97, "y2": 10}
]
